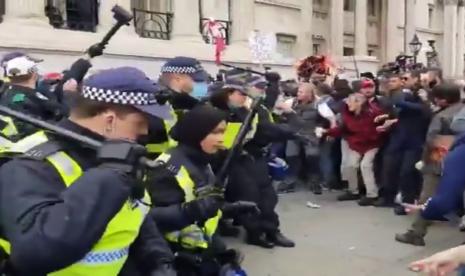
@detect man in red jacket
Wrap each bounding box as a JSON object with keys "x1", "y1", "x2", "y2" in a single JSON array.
[{"x1": 325, "y1": 93, "x2": 390, "y2": 206}]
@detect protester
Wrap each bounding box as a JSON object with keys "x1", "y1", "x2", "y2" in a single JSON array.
[
  {"x1": 281, "y1": 82, "x2": 323, "y2": 194},
  {"x1": 315, "y1": 82, "x2": 339, "y2": 190},
  {"x1": 324, "y1": 92, "x2": 386, "y2": 206},
  {"x1": 396, "y1": 82, "x2": 464, "y2": 246},
  {"x1": 376, "y1": 72, "x2": 432, "y2": 213}
]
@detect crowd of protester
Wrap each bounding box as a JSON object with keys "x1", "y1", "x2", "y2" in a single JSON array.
[{"x1": 268, "y1": 66, "x2": 465, "y2": 250}]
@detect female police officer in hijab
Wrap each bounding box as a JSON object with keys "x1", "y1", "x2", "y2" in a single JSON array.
[{"x1": 147, "y1": 105, "x2": 245, "y2": 275}]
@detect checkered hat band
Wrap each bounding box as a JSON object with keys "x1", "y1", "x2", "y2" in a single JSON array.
[
  {"x1": 82, "y1": 86, "x2": 151, "y2": 105},
  {"x1": 223, "y1": 84, "x2": 245, "y2": 91},
  {"x1": 248, "y1": 77, "x2": 266, "y2": 87},
  {"x1": 79, "y1": 247, "x2": 129, "y2": 265},
  {"x1": 161, "y1": 65, "x2": 197, "y2": 74}
]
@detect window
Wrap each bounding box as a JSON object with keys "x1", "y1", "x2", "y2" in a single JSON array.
[
  {"x1": 276, "y1": 34, "x2": 297, "y2": 59},
  {"x1": 131, "y1": 0, "x2": 171, "y2": 12},
  {"x1": 428, "y1": 5, "x2": 434, "y2": 28},
  {"x1": 313, "y1": 44, "x2": 320, "y2": 55},
  {"x1": 368, "y1": 0, "x2": 376, "y2": 16},
  {"x1": 368, "y1": 49, "x2": 374, "y2": 56},
  {"x1": 344, "y1": 0, "x2": 354, "y2": 12},
  {"x1": 132, "y1": 0, "x2": 173, "y2": 40},
  {"x1": 343, "y1": 47, "x2": 354, "y2": 56},
  {"x1": 45, "y1": 0, "x2": 99, "y2": 32}
]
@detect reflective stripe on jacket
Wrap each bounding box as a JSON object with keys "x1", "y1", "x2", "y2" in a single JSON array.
[
  {"x1": 1, "y1": 131, "x2": 149, "y2": 276},
  {"x1": 157, "y1": 152, "x2": 221, "y2": 249}
]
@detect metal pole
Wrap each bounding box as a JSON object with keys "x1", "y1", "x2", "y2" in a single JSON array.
[{"x1": 404, "y1": 0, "x2": 408, "y2": 53}]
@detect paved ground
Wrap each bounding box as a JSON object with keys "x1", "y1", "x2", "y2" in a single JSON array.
[{"x1": 226, "y1": 191, "x2": 465, "y2": 276}]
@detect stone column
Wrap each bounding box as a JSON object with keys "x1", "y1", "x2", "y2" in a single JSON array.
[
  {"x1": 443, "y1": 0, "x2": 458, "y2": 78},
  {"x1": 4, "y1": 0, "x2": 48, "y2": 24},
  {"x1": 231, "y1": 0, "x2": 255, "y2": 44},
  {"x1": 404, "y1": 0, "x2": 416, "y2": 53},
  {"x1": 456, "y1": 0, "x2": 465, "y2": 77},
  {"x1": 355, "y1": 0, "x2": 368, "y2": 56},
  {"x1": 384, "y1": 0, "x2": 402, "y2": 61},
  {"x1": 299, "y1": 0, "x2": 313, "y2": 56},
  {"x1": 329, "y1": 0, "x2": 344, "y2": 56},
  {"x1": 171, "y1": 0, "x2": 203, "y2": 42},
  {"x1": 99, "y1": 0, "x2": 132, "y2": 29}
]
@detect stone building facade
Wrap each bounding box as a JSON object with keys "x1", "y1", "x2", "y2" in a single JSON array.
[{"x1": 0, "y1": 0, "x2": 462, "y2": 79}]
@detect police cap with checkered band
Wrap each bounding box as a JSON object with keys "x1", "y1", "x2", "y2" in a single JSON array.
[
  {"x1": 161, "y1": 56, "x2": 209, "y2": 82},
  {"x1": 82, "y1": 67, "x2": 172, "y2": 120}
]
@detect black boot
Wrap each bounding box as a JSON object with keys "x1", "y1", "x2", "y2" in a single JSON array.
[
  {"x1": 337, "y1": 191, "x2": 360, "y2": 201},
  {"x1": 395, "y1": 230, "x2": 425, "y2": 246},
  {"x1": 358, "y1": 197, "x2": 377, "y2": 206},
  {"x1": 394, "y1": 204, "x2": 407, "y2": 216},
  {"x1": 218, "y1": 220, "x2": 240, "y2": 237},
  {"x1": 311, "y1": 182, "x2": 322, "y2": 195},
  {"x1": 246, "y1": 232, "x2": 274, "y2": 249},
  {"x1": 373, "y1": 197, "x2": 395, "y2": 207},
  {"x1": 267, "y1": 231, "x2": 295, "y2": 248}
]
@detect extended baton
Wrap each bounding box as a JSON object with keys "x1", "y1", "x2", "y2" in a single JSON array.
[{"x1": 0, "y1": 105, "x2": 158, "y2": 168}]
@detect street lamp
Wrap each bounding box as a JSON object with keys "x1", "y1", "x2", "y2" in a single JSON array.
[
  {"x1": 409, "y1": 34, "x2": 423, "y2": 64},
  {"x1": 426, "y1": 39, "x2": 439, "y2": 67}
]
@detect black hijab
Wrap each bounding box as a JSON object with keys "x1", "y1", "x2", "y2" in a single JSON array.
[{"x1": 170, "y1": 105, "x2": 226, "y2": 151}]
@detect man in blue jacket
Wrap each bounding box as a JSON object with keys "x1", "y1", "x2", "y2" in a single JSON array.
[{"x1": 401, "y1": 133, "x2": 465, "y2": 243}]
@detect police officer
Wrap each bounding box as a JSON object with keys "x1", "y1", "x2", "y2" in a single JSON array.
[
  {"x1": 209, "y1": 75, "x2": 296, "y2": 249},
  {"x1": 0, "y1": 67, "x2": 176, "y2": 276},
  {"x1": 146, "y1": 56, "x2": 209, "y2": 157},
  {"x1": 147, "y1": 105, "x2": 246, "y2": 275},
  {"x1": 0, "y1": 53, "x2": 63, "y2": 141}
]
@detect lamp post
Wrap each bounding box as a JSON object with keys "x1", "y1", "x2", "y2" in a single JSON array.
[
  {"x1": 426, "y1": 39, "x2": 439, "y2": 67},
  {"x1": 409, "y1": 34, "x2": 423, "y2": 64}
]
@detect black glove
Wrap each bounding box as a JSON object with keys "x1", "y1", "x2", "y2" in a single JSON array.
[
  {"x1": 293, "y1": 133, "x2": 311, "y2": 145},
  {"x1": 149, "y1": 263, "x2": 177, "y2": 276},
  {"x1": 222, "y1": 201, "x2": 261, "y2": 216},
  {"x1": 183, "y1": 196, "x2": 222, "y2": 222},
  {"x1": 87, "y1": 43, "x2": 106, "y2": 58},
  {"x1": 265, "y1": 72, "x2": 281, "y2": 83},
  {"x1": 195, "y1": 184, "x2": 225, "y2": 199},
  {"x1": 97, "y1": 140, "x2": 147, "y2": 199}
]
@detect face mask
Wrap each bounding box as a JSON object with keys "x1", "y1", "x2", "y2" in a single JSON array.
[
  {"x1": 227, "y1": 102, "x2": 243, "y2": 110},
  {"x1": 248, "y1": 87, "x2": 265, "y2": 99},
  {"x1": 192, "y1": 82, "x2": 209, "y2": 99}
]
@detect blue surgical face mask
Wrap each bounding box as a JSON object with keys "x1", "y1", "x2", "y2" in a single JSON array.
[{"x1": 192, "y1": 82, "x2": 209, "y2": 99}]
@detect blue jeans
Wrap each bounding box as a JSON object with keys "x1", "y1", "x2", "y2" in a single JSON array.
[{"x1": 319, "y1": 140, "x2": 335, "y2": 185}]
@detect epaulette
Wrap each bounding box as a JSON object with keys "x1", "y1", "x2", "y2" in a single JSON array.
[{"x1": 20, "y1": 140, "x2": 64, "y2": 161}]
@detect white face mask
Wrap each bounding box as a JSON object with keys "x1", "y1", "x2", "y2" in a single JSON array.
[{"x1": 247, "y1": 87, "x2": 265, "y2": 99}]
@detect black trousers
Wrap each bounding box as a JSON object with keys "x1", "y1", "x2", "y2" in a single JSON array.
[
  {"x1": 226, "y1": 154, "x2": 280, "y2": 236},
  {"x1": 174, "y1": 235, "x2": 240, "y2": 276},
  {"x1": 381, "y1": 148, "x2": 423, "y2": 203}
]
